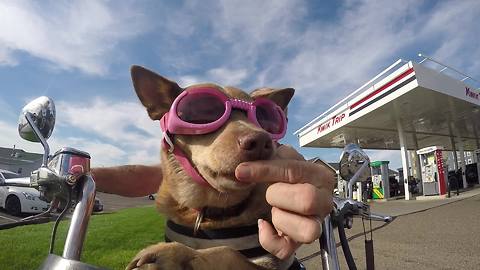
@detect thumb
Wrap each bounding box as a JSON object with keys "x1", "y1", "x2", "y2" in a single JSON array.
[{"x1": 257, "y1": 219, "x2": 300, "y2": 260}]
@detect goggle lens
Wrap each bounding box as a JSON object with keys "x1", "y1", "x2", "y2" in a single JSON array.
[
  {"x1": 176, "y1": 92, "x2": 225, "y2": 124},
  {"x1": 256, "y1": 103, "x2": 283, "y2": 134}
]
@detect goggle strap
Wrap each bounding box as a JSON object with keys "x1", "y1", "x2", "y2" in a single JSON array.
[
  {"x1": 164, "y1": 132, "x2": 175, "y2": 153},
  {"x1": 172, "y1": 146, "x2": 210, "y2": 187},
  {"x1": 160, "y1": 114, "x2": 174, "y2": 152},
  {"x1": 160, "y1": 113, "x2": 210, "y2": 187}
]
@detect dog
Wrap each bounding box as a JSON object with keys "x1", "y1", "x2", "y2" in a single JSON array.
[{"x1": 126, "y1": 66, "x2": 295, "y2": 270}]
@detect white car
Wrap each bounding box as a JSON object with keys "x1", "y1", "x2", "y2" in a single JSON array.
[{"x1": 0, "y1": 169, "x2": 50, "y2": 216}]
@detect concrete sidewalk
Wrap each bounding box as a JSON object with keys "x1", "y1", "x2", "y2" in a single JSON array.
[{"x1": 296, "y1": 186, "x2": 480, "y2": 269}]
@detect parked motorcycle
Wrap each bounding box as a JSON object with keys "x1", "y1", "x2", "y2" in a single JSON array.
[{"x1": 0, "y1": 96, "x2": 391, "y2": 270}]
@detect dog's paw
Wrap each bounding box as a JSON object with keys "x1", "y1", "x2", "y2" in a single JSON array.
[{"x1": 126, "y1": 242, "x2": 197, "y2": 270}]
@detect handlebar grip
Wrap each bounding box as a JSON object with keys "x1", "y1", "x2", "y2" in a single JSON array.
[{"x1": 368, "y1": 213, "x2": 393, "y2": 223}]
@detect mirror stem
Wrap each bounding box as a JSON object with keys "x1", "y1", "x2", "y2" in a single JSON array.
[
  {"x1": 347, "y1": 161, "x2": 369, "y2": 199},
  {"x1": 25, "y1": 112, "x2": 50, "y2": 167}
]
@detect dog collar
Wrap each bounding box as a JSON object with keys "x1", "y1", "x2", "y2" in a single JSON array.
[
  {"x1": 202, "y1": 199, "x2": 250, "y2": 220},
  {"x1": 165, "y1": 220, "x2": 269, "y2": 259},
  {"x1": 191, "y1": 198, "x2": 250, "y2": 235},
  {"x1": 165, "y1": 220, "x2": 299, "y2": 270}
]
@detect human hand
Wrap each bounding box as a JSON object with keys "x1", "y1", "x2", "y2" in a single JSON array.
[{"x1": 235, "y1": 144, "x2": 335, "y2": 259}]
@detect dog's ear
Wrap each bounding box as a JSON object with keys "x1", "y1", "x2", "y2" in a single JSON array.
[
  {"x1": 131, "y1": 65, "x2": 183, "y2": 120},
  {"x1": 250, "y1": 87, "x2": 295, "y2": 110}
]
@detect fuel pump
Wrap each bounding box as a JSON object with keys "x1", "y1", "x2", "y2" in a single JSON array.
[
  {"x1": 416, "y1": 146, "x2": 447, "y2": 196},
  {"x1": 369, "y1": 161, "x2": 390, "y2": 200}
]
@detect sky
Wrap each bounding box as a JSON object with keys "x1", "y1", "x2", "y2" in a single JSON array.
[{"x1": 0, "y1": 0, "x2": 479, "y2": 169}]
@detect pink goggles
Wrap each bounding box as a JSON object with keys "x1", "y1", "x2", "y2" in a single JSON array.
[{"x1": 160, "y1": 87, "x2": 287, "y2": 140}]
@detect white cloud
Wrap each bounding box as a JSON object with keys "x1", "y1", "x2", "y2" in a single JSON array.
[
  {"x1": 178, "y1": 75, "x2": 202, "y2": 88},
  {"x1": 0, "y1": 0, "x2": 147, "y2": 75},
  {"x1": 178, "y1": 68, "x2": 248, "y2": 88},
  {"x1": 206, "y1": 68, "x2": 248, "y2": 86},
  {"x1": 0, "y1": 47, "x2": 17, "y2": 66},
  {"x1": 53, "y1": 98, "x2": 163, "y2": 166},
  {"x1": 56, "y1": 98, "x2": 160, "y2": 145},
  {"x1": 126, "y1": 149, "x2": 160, "y2": 166},
  {"x1": 213, "y1": 0, "x2": 304, "y2": 47}
]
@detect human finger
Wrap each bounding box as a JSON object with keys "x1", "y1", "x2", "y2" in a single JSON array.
[
  {"x1": 257, "y1": 219, "x2": 301, "y2": 260},
  {"x1": 270, "y1": 207, "x2": 323, "y2": 244},
  {"x1": 266, "y1": 183, "x2": 333, "y2": 217},
  {"x1": 235, "y1": 159, "x2": 335, "y2": 190},
  {"x1": 274, "y1": 144, "x2": 305, "y2": 161}
]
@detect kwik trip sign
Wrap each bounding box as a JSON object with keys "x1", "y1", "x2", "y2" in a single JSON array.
[
  {"x1": 465, "y1": 87, "x2": 479, "y2": 100},
  {"x1": 317, "y1": 113, "x2": 346, "y2": 134}
]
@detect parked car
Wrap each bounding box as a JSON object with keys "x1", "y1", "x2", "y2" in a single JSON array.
[
  {"x1": 93, "y1": 197, "x2": 103, "y2": 212},
  {"x1": 0, "y1": 169, "x2": 50, "y2": 216}
]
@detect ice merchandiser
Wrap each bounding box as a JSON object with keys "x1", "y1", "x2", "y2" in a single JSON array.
[
  {"x1": 370, "y1": 161, "x2": 390, "y2": 199},
  {"x1": 416, "y1": 146, "x2": 447, "y2": 196}
]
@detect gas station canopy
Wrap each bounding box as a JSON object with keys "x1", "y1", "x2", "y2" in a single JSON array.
[{"x1": 295, "y1": 56, "x2": 480, "y2": 151}]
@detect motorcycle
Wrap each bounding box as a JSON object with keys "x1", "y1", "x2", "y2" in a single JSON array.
[{"x1": 0, "y1": 96, "x2": 391, "y2": 270}]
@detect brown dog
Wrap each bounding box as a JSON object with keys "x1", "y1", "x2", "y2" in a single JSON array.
[{"x1": 126, "y1": 66, "x2": 295, "y2": 270}]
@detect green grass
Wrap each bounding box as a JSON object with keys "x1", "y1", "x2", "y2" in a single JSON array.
[{"x1": 0, "y1": 206, "x2": 166, "y2": 270}]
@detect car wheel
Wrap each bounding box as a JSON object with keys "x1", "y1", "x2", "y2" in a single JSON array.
[
  {"x1": 148, "y1": 195, "x2": 155, "y2": 200},
  {"x1": 5, "y1": 195, "x2": 21, "y2": 216}
]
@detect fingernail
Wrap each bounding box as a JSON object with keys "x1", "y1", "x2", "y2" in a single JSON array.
[
  {"x1": 258, "y1": 219, "x2": 263, "y2": 230},
  {"x1": 236, "y1": 164, "x2": 251, "y2": 181}
]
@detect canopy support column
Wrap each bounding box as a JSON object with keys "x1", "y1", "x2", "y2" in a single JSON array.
[
  {"x1": 397, "y1": 120, "x2": 411, "y2": 200},
  {"x1": 458, "y1": 141, "x2": 468, "y2": 188},
  {"x1": 412, "y1": 133, "x2": 423, "y2": 194},
  {"x1": 451, "y1": 137, "x2": 458, "y2": 171}
]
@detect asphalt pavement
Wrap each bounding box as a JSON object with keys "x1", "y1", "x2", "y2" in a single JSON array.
[
  {"x1": 0, "y1": 210, "x2": 19, "y2": 224},
  {"x1": 95, "y1": 192, "x2": 154, "y2": 212},
  {"x1": 296, "y1": 187, "x2": 480, "y2": 269}
]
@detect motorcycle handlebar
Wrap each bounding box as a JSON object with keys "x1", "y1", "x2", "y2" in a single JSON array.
[{"x1": 367, "y1": 212, "x2": 393, "y2": 223}]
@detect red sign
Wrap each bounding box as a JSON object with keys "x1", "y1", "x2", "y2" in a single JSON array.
[
  {"x1": 317, "y1": 113, "x2": 345, "y2": 134},
  {"x1": 435, "y1": 150, "x2": 447, "y2": 195}
]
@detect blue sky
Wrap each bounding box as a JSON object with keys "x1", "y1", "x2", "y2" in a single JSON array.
[{"x1": 1, "y1": 0, "x2": 479, "y2": 169}]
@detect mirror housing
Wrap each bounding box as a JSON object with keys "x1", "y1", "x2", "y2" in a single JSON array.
[
  {"x1": 18, "y1": 96, "x2": 56, "y2": 167},
  {"x1": 339, "y1": 144, "x2": 370, "y2": 199},
  {"x1": 18, "y1": 96, "x2": 56, "y2": 142}
]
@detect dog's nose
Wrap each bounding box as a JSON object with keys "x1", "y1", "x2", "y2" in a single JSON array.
[{"x1": 238, "y1": 132, "x2": 273, "y2": 160}]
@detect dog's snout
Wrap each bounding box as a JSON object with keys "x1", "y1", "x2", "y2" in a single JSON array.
[{"x1": 238, "y1": 132, "x2": 273, "y2": 160}]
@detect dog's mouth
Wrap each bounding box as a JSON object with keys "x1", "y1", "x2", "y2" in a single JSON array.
[{"x1": 201, "y1": 166, "x2": 254, "y2": 192}]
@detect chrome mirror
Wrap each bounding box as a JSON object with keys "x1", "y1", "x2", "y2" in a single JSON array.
[
  {"x1": 18, "y1": 96, "x2": 56, "y2": 167},
  {"x1": 18, "y1": 96, "x2": 56, "y2": 142},
  {"x1": 339, "y1": 144, "x2": 370, "y2": 198}
]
